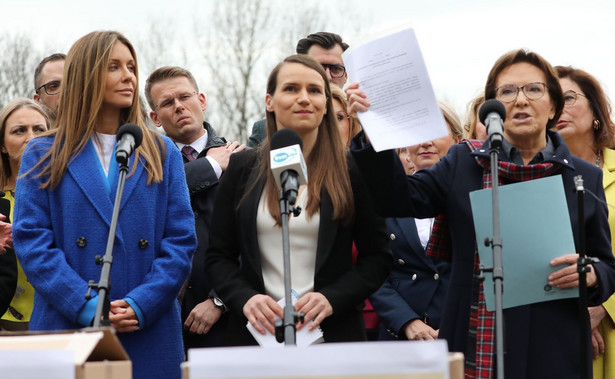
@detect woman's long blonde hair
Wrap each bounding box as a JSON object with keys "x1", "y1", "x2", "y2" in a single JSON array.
[{"x1": 28, "y1": 30, "x2": 164, "y2": 188}]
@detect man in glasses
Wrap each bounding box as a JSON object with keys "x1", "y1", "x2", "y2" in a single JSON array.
[
  {"x1": 145, "y1": 66, "x2": 245, "y2": 351},
  {"x1": 248, "y1": 32, "x2": 350, "y2": 147},
  {"x1": 33, "y1": 53, "x2": 65, "y2": 123}
]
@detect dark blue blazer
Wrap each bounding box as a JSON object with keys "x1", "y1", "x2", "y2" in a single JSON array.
[
  {"x1": 369, "y1": 217, "x2": 450, "y2": 339},
  {"x1": 351, "y1": 130, "x2": 615, "y2": 378}
]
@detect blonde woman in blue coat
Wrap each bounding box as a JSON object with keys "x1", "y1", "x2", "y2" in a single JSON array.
[{"x1": 13, "y1": 31, "x2": 196, "y2": 379}]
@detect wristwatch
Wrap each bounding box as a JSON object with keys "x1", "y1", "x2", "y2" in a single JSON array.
[{"x1": 209, "y1": 296, "x2": 227, "y2": 313}]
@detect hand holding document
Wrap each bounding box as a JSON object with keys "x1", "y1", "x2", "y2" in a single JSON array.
[
  {"x1": 343, "y1": 27, "x2": 448, "y2": 152},
  {"x1": 246, "y1": 290, "x2": 324, "y2": 347}
]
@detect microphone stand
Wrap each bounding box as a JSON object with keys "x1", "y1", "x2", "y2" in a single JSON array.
[
  {"x1": 574, "y1": 175, "x2": 594, "y2": 379},
  {"x1": 274, "y1": 177, "x2": 304, "y2": 346},
  {"x1": 85, "y1": 158, "x2": 131, "y2": 327},
  {"x1": 480, "y1": 138, "x2": 505, "y2": 378}
]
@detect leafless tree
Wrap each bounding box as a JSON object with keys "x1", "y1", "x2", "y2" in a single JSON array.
[
  {"x1": 277, "y1": 1, "x2": 329, "y2": 60},
  {"x1": 0, "y1": 34, "x2": 42, "y2": 109},
  {"x1": 197, "y1": 0, "x2": 272, "y2": 142},
  {"x1": 136, "y1": 19, "x2": 188, "y2": 80}
]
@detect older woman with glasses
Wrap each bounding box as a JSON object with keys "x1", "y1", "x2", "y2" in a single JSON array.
[
  {"x1": 350, "y1": 49, "x2": 615, "y2": 378},
  {"x1": 554, "y1": 65, "x2": 615, "y2": 379}
]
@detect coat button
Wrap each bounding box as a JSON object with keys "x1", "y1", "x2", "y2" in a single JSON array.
[
  {"x1": 76, "y1": 237, "x2": 87, "y2": 247},
  {"x1": 412, "y1": 273, "x2": 417, "y2": 281},
  {"x1": 398, "y1": 259, "x2": 405, "y2": 265},
  {"x1": 389, "y1": 233, "x2": 396, "y2": 240},
  {"x1": 138, "y1": 239, "x2": 149, "y2": 249},
  {"x1": 434, "y1": 273, "x2": 440, "y2": 280}
]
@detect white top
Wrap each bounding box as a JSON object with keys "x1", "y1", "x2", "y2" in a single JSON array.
[
  {"x1": 92, "y1": 132, "x2": 117, "y2": 177},
  {"x1": 175, "y1": 129, "x2": 223, "y2": 179},
  {"x1": 414, "y1": 217, "x2": 434, "y2": 250},
  {"x1": 258, "y1": 186, "x2": 319, "y2": 301}
]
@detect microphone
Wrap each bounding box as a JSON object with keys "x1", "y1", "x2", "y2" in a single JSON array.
[
  {"x1": 270, "y1": 129, "x2": 308, "y2": 206},
  {"x1": 116, "y1": 123, "x2": 144, "y2": 165},
  {"x1": 479, "y1": 99, "x2": 506, "y2": 148}
]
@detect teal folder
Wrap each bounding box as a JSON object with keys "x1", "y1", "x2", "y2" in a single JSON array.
[{"x1": 470, "y1": 175, "x2": 578, "y2": 311}]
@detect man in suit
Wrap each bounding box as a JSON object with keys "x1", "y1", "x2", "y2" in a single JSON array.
[
  {"x1": 33, "y1": 53, "x2": 65, "y2": 123},
  {"x1": 247, "y1": 32, "x2": 350, "y2": 147},
  {"x1": 145, "y1": 66, "x2": 246, "y2": 349}
]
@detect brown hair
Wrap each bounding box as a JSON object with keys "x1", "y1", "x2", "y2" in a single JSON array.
[
  {"x1": 0, "y1": 98, "x2": 50, "y2": 189},
  {"x1": 485, "y1": 49, "x2": 563, "y2": 129},
  {"x1": 144, "y1": 66, "x2": 200, "y2": 111},
  {"x1": 34, "y1": 53, "x2": 66, "y2": 90},
  {"x1": 247, "y1": 54, "x2": 354, "y2": 226},
  {"x1": 555, "y1": 65, "x2": 615, "y2": 150},
  {"x1": 27, "y1": 30, "x2": 164, "y2": 188},
  {"x1": 296, "y1": 32, "x2": 349, "y2": 54}
]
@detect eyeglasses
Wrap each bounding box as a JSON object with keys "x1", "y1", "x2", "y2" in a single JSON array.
[
  {"x1": 320, "y1": 63, "x2": 346, "y2": 78},
  {"x1": 35, "y1": 80, "x2": 61, "y2": 95},
  {"x1": 563, "y1": 90, "x2": 587, "y2": 107},
  {"x1": 155, "y1": 91, "x2": 198, "y2": 110},
  {"x1": 495, "y1": 82, "x2": 547, "y2": 103}
]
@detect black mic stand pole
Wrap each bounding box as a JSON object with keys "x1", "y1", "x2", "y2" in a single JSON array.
[
  {"x1": 574, "y1": 175, "x2": 593, "y2": 379},
  {"x1": 86, "y1": 158, "x2": 131, "y2": 327},
  {"x1": 481, "y1": 139, "x2": 505, "y2": 378},
  {"x1": 275, "y1": 173, "x2": 304, "y2": 346}
]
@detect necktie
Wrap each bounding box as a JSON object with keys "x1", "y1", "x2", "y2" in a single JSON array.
[{"x1": 181, "y1": 145, "x2": 197, "y2": 162}]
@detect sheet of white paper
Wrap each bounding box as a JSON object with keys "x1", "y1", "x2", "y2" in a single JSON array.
[
  {"x1": 188, "y1": 340, "x2": 449, "y2": 379},
  {"x1": 246, "y1": 290, "x2": 323, "y2": 347},
  {"x1": 343, "y1": 27, "x2": 448, "y2": 152},
  {"x1": 0, "y1": 350, "x2": 74, "y2": 379}
]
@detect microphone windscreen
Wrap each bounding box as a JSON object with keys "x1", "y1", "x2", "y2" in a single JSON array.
[
  {"x1": 270, "y1": 128, "x2": 303, "y2": 151},
  {"x1": 117, "y1": 123, "x2": 144, "y2": 148},
  {"x1": 479, "y1": 99, "x2": 506, "y2": 125}
]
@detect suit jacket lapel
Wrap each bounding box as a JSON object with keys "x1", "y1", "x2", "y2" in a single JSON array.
[
  {"x1": 397, "y1": 217, "x2": 437, "y2": 270},
  {"x1": 602, "y1": 148, "x2": 615, "y2": 191},
  {"x1": 241, "y1": 168, "x2": 266, "y2": 288},
  {"x1": 67, "y1": 139, "x2": 113, "y2": 226},
  {"x1": 315, "y1": 188, "x2": 338, "y2": 274}
]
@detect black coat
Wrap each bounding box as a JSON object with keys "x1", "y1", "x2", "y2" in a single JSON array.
[
  {"x1": 206, "y1": 149, "x2": 393, "y2": 345},
  {"x1": 180, "y1": 122, "x2": 228, "y2": 348},
  {"x1": 351, "y1": 131, "x2": 615, "y2": 378},
  {"x1": 0, "y1": 196, "x2": 17, "y2": 317}
]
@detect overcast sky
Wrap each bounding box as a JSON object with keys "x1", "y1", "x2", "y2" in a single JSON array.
[{"x1": 4, "y1": 0, "x2": 615, "y2": 119}]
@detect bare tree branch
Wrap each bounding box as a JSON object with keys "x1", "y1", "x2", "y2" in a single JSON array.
[{"x1": 0, "y1": 34, "x2": 42, "y2": 109}]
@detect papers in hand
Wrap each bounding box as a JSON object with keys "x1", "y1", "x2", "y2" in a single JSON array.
[
  {"x1": 343, "y1": 27, "x2": 448, "y2": 152},
  {"x1": 246, "y1": 290, "x2": 324, "y2": 347}
]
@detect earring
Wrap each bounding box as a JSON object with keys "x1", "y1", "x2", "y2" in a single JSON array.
[{"x1": 593, "y1": 119, "x2": 600, "y2": 130}]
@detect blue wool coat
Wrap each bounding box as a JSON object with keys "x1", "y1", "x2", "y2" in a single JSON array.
[
  {"x1": 369, "y1": 217, "x2": 450, "y2": 340},
  {"x1": 13, "y1": 135, "x2": 196, "y2": 379}
]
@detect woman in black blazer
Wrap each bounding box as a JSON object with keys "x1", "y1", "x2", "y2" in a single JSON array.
[{"x1": 206, "y1": 54, "x2": 392, "y2": 346}]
